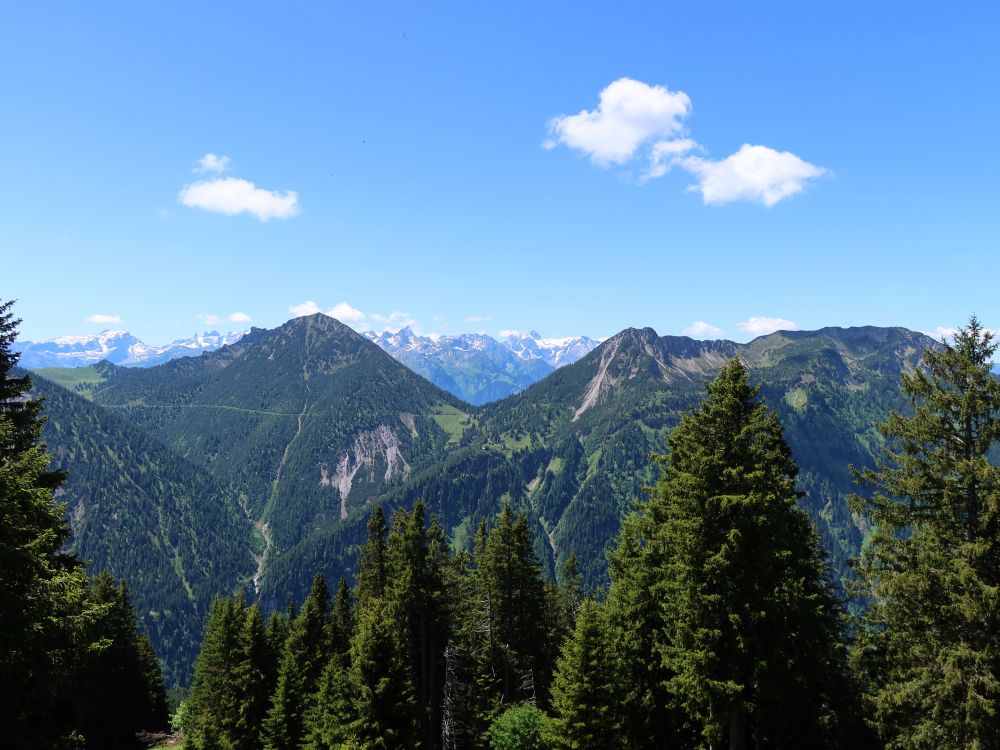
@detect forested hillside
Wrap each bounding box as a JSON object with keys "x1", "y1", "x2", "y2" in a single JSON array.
[{"x1": 33, "y1": 313, "x2": 937, "y2": 683}]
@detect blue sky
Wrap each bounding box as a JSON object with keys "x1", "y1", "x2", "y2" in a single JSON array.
[{"x1": 3, "y1": 1, "x2": 998, "y2": 344}]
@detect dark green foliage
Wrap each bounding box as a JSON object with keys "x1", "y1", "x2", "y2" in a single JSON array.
[
  {"x1": 32, "y1": 372, "x2": 254, "y2": 685},
  {"x1": 851, "y1": 317, "x2": 1000, "y2": 748},
  {"x1": 383, "y1": 502, "x2": 452, "y2": 747},
  {"x1": 0, "y1": 300, "x2": 167, "y2": 749},
  {"x1": 236, "y1": 603, "x2": 274, "y2": 750},
  {"x1": 348, "y1": 599, "x2": 421, "y2": 749},
  {"x1": 547, "y1": 600, "x2": 621, "y2": 749},
  {"x1": 488, "y1": 704, "x2": 553, "y2": 750},
  {"x1": 303, "y1": 656, "x2": 356, "y2": 749},
  {"x1": 27, "y1": 313, "x2": 942, "y2": 685},
  {"x1": 76, "y1": 573, "x2": 169, "y2": 749},
  {"x1": 263, "y1": 574, "x2": 332, "y2": 750},
  {"x1": 607, "y1": 359, "x2": 854, "y2": 748},
  {"x1": 184, "y1": 595, "x2": 249, "y2": 748}
]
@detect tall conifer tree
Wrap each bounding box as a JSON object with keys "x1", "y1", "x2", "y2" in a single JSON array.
[
  {"x1": 607, "y1": 358, "x2": 850, "y2": 749},
  {"x1": 851, "y1": 316, "x2": 1000, "y2": 748},
  {"x1": 263, "y1": 573, "x2": 331, "y2": 750},
  {"x1": 0, "y1": 299, "x2": 108, "y2": 749}
]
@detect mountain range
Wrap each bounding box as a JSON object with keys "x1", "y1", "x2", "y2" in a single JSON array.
[
  {"x1": 18, "y1": 326, "x2": 600, "y2": 404},
  {"x1": 15, "y1": 329, "x2": 248, "y2": 368},
  {"x1": 26, "y1": 314, "x2": 937, "y2": 685}
]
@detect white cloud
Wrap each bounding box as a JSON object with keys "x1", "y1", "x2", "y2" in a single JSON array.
[
  {"x1": 644, "y1": 138, "x2": 700, "y2": 180},
  {"x1": 180, "y1": 177, "x2": 300, "y2": 221},
  {"x1": 87, "y1": 313, "x2": 123, "y2": 324},
  {"x1": 227, "y1": 312, "x2": 252, "y2": 323},
  {"x1": 498, "y1": 329, "x2": 526, "y2": 339},
  {"x1": 327, "y1": 302, "x2": 365, "y2": 324},
  {"x1": 682, "y1": 321, "x2": 723, "y2": 338},
  {"x1": 546, "y1": 80, "x2": 828, "y2": 206},
  {"x1": 466, "y1": 315, "x2": 492, "y2": 323},
  {"x1": 289, "y1": 301, "x2": 322, "y2": 317},
  {"x1": 194, "y1": 153, "x2": 230, "y2": 174},
  {"x1": 680, "y1": 144, "x2": 827, "y2": 206},
  {"x1": 197, "y1": 313, "x2": 222, "y2": 325},
  {"x1": 737, "y1": 317, "x2": 799, "y2": 337},
  {"x1": 545, "y1": 78, "x2": 692, "y2": 166},
  {"x1": 923, "y1": 325, "x2": 959, "y2": 341},
  {"x1": 288, "y1": 300, "x2": 366, "y2": 326},
  {"x1": 370, "y1": 311, "x2": 417, "y2": 331}
]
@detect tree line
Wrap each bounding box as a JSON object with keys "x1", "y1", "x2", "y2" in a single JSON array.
[
  {"x1": 0, "y1": 300, "x2": 168, "y2": 749},
  {"x1": 7, "y1": 296, "x2": 1000, "y2": 749}
]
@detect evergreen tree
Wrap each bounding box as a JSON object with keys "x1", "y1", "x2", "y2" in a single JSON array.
[
  {"x1": 383, "y1": 502, "x2": 451, "y2": 748},
  {"x1": 355, "y1": 505, "x2": 388, "y2": 608},
  {"x1": 303, "y1": 655, "x2": 356, "y2": 750},
  {"x1": 348, "y1": 599, "x2": 420, "y2": 749},
  {"x1": 263, "y1": 573, "x2": 331, "y2": 750},
  {"x1": 77, "y1": 573, "x2": 169, "y2": 749},
  {"x1": 547, "y1": 599, "x2": 622, "y2": 749},
  {"x1": 851, "y1": 316, "x2": 1000, "y2": 748},
  {"x1": 608, "y1": 358, "x2": 850, "y2": 749},
  {"x1": 468, "y1": 505, "x2": 553, "y2": 737},
  {"x1": 329, "y1": 576, "x2": 355, "y2": 657},
  {"x1": 235, "y1": 603, "x2": 273, "y2": 750},
  {"x1": 185, "y1": 594, "x2": 248, "y2": 749},
  {"x1": 0, "y1": 299, "x2": 106, "y2": 749}
]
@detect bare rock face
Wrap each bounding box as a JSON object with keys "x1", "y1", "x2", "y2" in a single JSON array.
[{"x1": 320, "y1": 424, "x2": 411, "y2": 519}]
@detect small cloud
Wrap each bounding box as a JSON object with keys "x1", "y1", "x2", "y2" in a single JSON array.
[
  {"x1": 370, "y1": 310, "x2": 418, "y2": 332},
  {"x1": 923, "y1": 326, "x2": 959, "y2": 341},
  {"x1": 180, "y1": 177, "x2": 300, "y2": 221},
  {"x1": 197, "y1": 313, "x2": 222, "y2": 325},
  {"x1": 466, "y1": 315, "x2": 492, "y2": 323},
  {"x1": 157, "y1": 208, "x2": 174, "y2": 220},
  {"x1": 327, "y1": 302, "x2": 365, "y2": 324},
  {"x1": 227, "y1": 312, "x2": 252, "y2": 324},
  {"x1": 682, "y1": 321, "x2": 723, "y2": 338},
  {"x1": 546, "y1": 77, "x2": 692, "y2": 166},
  {"x1": 288, "y1": 301, "x2": 366, "y2": 326},
  {"x1": 680, "y1": 144, "x2": 827, "y2": 206},
  {"x1": 737, "y1": 317, "x2": 799, "y2": 337},
  {"x1": 643, "y1": 138, "x2": 701, "y2": 181},
  {"x1": 194, "y1": 153, "x2": 230, "y2": 174},
  {"x1": 499, "y1": 329, "x2": 526, "y2": 339},
  {"x1": 87, "y1": 313, "x2": 123, "y2": 324},
  {"x1": 289, "y1": 301, "x2": 322, "y2": 317}
]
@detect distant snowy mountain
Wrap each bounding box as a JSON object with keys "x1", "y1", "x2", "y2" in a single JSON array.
[
  {"x1": 15, "y1": 329, "x2": 248, "y2": 369},
  {"x1": 502, "y1": 330, "x2": 601, "y2": 368},
  {"x1": 16, "y1": 323, "x2": 597, "y2": 404},
  {"x1": 364, "y1": 327, "x2": 599, "y2": 404}
]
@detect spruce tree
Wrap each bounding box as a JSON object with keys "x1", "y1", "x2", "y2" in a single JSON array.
[
  {"x1": 355, "y1": 505, "x2": 388, "y2": 608},
  {"x1": 78, "y1": 573, "x2": 169, "y2": 749},
  {"x1": 607, "y1": 358, "x2": 850, "y2": 749},
  {"x1": 851, "y1": 316, "x2": 1000, "y2": 748},
  {"x1": 303, "y1": 655, "x2": 356, "y2": 749},
  {"x1": 547, "y1": 599, "x2": 622, "y2": 749},
  {"x1": 0, "y1": 299, "x2": 106, "y2": 749},
  {"x1": 383, "y1": 502, "x2": 451, "y2": 748},
  {"x1": 235, "y1": 603, "x2": 273, "y2": 750},
  {"x1": 329, "y1": 576, "x2": 355, "y2": 657},
  {"x1": 185, "y1": 594, "x2": 248, "y2": 749},
  {"x1": 468, "y1": 505, "x2": 553, "y2": 738},
  {"x1": 263, "y1": 573, "x2": 331, "y2": 750},
  {"x1": 348, "y1": 599, "x2": 420, "y2": 749}
]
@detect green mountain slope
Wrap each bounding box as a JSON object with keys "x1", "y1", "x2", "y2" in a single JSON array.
[
  {"x1": 31, "y1": 373, "x2": 254, "y2": 686},
  {"x1": 69, "y1": 314, "x2": 470, "y2": 601},
  {"x1": 32, "y1": 317, "x2": 937, "y2": 682},
  {"x1": 359, "y1": 325, "x2": 931, "y2": 588}
]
